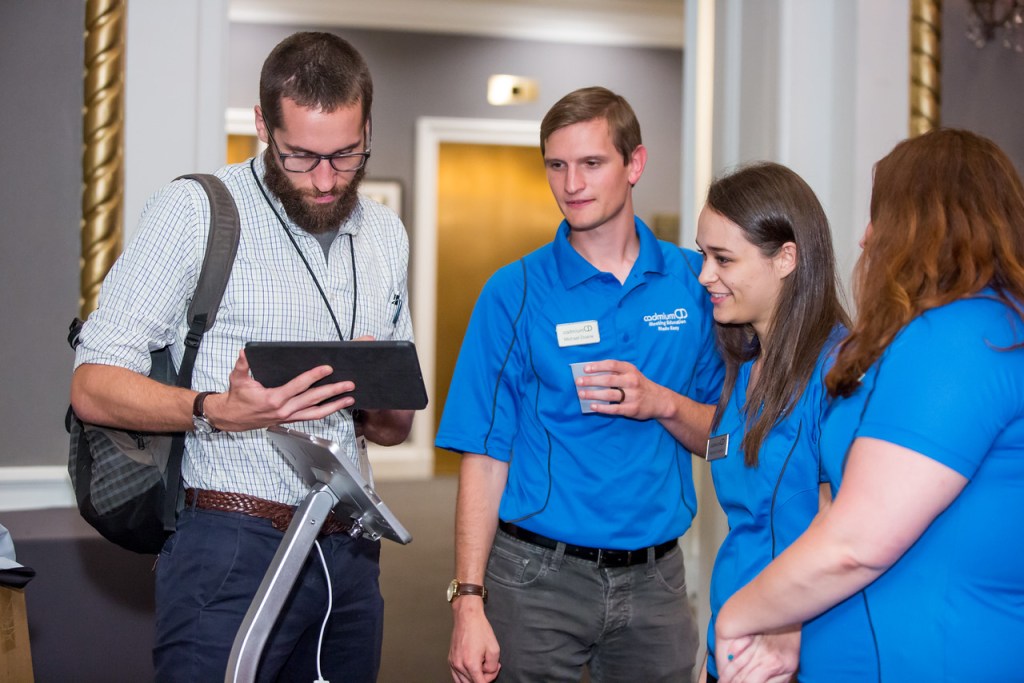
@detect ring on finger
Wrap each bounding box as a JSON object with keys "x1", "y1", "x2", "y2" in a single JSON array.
[{"x1": 612, "y1": 387, "x2": 626, "y2": 404}]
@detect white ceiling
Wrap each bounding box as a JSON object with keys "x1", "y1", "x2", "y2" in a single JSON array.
[{"x1": 229, "y1": 0, "x2": 685, "y2": 49}]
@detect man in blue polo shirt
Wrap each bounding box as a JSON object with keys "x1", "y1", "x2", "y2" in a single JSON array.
[{"x1": 437, "y1": 86, "x2": 723, "y2": 683}]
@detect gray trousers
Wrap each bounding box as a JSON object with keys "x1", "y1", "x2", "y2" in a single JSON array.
[{"x1": 485, "y1": 528, "x2": 698, "y2": 683}]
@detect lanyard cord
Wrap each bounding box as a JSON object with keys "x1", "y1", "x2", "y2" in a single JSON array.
[{"x1": 249, "y1": 159, "x2": 357, "y2": 341}]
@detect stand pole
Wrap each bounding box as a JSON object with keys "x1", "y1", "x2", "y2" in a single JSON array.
[{"x1": 224, "y1": 482, "x2": 339, "y2": 682}]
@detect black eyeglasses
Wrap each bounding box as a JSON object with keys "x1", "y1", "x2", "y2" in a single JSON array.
[{"x1": 265, "y1": 122, "x2": 371, "y2": 173}]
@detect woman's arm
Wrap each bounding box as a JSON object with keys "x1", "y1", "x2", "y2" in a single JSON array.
[{"x1": 715, "y1": 436, "x2": 967, "y2": 679}]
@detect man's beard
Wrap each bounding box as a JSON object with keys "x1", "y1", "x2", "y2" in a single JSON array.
[{"x1": 262, "y1": 149, "x2": 364, "y2": 234}]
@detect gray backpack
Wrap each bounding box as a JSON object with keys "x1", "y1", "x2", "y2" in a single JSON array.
[{"x1": 66, "y1": 174, "x2": 240, "y2": 554}]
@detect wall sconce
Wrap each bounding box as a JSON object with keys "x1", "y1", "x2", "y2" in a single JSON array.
[
  {"x1": 487, "y1": 75, "x2": 539, "y2": 106},
  {"x1": 966, "y1": 0, "x2": 1024, "y2": 52}
]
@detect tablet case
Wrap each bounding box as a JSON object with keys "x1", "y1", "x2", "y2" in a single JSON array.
[
  {"x1": 266, "y1": 425, "x2": 412, "y2": 544},
  {"x1": 245, "y1": 340, "x2": 428, "y2": 410}
]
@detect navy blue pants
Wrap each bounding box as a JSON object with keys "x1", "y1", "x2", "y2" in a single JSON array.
[{"x1": 153, "y1": 506, "x2": 383, "y2": 682}]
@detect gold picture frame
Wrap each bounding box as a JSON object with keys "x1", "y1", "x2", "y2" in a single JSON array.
[{"x1": 360, "y1": 179, "x2": 404, "y2": 219}]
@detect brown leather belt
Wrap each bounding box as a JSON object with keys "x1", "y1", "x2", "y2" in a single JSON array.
[
  {"x1": 499, "y1": 521, "x2": 677, "y2": 568},
  {"x1": 185, "y1": 488, "x2": 352, "y2": 536}
]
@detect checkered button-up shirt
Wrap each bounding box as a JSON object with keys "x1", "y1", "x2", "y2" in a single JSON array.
[{"x1": 75, "y1": 155, "x2": 414, "y2": 504}]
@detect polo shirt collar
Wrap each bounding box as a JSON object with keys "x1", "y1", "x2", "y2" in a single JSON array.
[{"x1": 553, "y1": 216, "x2": 667, "y2": 289}]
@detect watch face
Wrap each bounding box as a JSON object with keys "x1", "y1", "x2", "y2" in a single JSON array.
[
  {"x1": 447, "y1": 579, "x2": 458, "y2": 603},
  {"x1": 193, "y1": 415, "x2": 215, "y2": 435}
]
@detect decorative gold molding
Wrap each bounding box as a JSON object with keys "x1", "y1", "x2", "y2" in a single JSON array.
[
  {"x1": 910, "y1": 0, "x2": 942, "y2": 136},
  {"x1": 80, "y1": 0, "x2": 126, "y2": 319}
]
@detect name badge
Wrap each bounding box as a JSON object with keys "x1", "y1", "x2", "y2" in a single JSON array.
[
  {"x1": 556, "y1": 320, "x2": 600, "y2": 347},
  {"x1": 703, "y1": 434, "x2": 729, "y2": 461}
]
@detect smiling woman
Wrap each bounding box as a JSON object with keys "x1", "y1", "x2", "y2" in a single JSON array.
[{"x1": 695, "y1": 161, "x2": 850, "y2": 683}]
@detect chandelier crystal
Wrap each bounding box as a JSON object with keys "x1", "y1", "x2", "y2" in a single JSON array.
[{"x1": 966, "y1": 0, "x2": 1024, "y2": 52}]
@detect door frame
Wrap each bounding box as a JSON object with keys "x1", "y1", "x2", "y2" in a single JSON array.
[{"x1": 410, "y1": 117, "x2": 541, "y2": 475}]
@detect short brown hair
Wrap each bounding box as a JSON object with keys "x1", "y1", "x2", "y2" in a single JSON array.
[
  {"x1": 540, "y1": 86, "x2": 641, "y2": 165},
  {"x1": 259, "y1": 32, "x2": 373, "y2": 131}
]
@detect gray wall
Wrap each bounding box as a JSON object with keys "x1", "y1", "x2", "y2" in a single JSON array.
[
  {"x1": 229, "y1": 23, "x2": 686, "y2": 229},
  {"x1": 942, "y1": 0, "x2": 1024, "y2": 176},
  {"x1": 0, "y1": 0, "x2": 83, "y2": 469}
]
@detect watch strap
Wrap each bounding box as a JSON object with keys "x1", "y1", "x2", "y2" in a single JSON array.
[
  {"x1": 455, "y1": 583, "x2": 486, "y2": 598},
  {"x1": 449, "y1": 580, "x2": 487, "y2": 603},
  {"x1": 193, "y1": 391, "x2": 213, "y2": 418},
  {"x1": 192, "y1": 391, "x2": 219, "y2": 433}
]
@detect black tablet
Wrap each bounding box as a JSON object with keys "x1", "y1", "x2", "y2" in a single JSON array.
[
  {"x1": 266, "y1": 425, "x2": 412, "y2": 545},
  {"x1": 245, "y1": 340, "x2": 428, "y2": 410}
]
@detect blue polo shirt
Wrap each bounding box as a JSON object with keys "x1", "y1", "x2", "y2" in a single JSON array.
[
  {"x1": 436, "y1": 218, "x2": 723, "y2": 549},
  {"x1": 800, "y1": 291, "x2": 1024, "y2": 682},
  {"x1": 705, "y1": 326, "x2": 848, "y2": 679}
]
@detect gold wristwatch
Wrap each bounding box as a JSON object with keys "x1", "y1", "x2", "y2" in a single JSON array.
[{"x1": 447, "y1": 579, "x2": 487, "y2": 603}]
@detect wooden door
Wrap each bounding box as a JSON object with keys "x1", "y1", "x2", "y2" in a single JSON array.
[{"x1": 433, "y1": 142, "x2": 562, "y2": 474}]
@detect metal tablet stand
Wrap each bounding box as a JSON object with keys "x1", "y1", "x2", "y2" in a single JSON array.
[
  {"x1": 222, "y1": 425, "x2": 411, "y2": 682},
  {"x1": 224, "y1": 482, "x2": 351, "y2": 683}
]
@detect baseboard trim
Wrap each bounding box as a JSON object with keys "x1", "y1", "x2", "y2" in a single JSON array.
[
  {"x1": 0, "y1": 445, "x2": 432, "y2": 512},
  {"x1": 0, "y1": 467, "x2": 76, "y2": 511}
]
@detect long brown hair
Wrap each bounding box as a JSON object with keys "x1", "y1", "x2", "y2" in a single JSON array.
[
  {"x1": 828, "y1": 128, "x2": 1024, "y2": 397},
  {"x1": 708, "y1": 162, "x2": 849, "y2": 466}
]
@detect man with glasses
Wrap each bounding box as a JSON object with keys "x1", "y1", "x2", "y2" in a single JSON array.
[{"x1": 71, "y1": 32, "x2": 413, "y2": 682}]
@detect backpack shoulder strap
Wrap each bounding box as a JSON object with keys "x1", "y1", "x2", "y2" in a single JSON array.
[
  {"x1": 174, "y1": 173, "x2": 241, "y2": 387},
  {"x1": 162, "y1": 173, "x2": 240, "y2": 531}
]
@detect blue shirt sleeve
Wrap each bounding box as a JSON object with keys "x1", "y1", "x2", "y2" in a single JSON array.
[
  {"x1": 856, "y1": 299, "x2": 1022, "y2": 478},
  {"x1": 435, "y1": 261, "x2": 527, "y2": 460}
]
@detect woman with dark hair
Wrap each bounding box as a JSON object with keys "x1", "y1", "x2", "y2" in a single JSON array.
[
  {"x1": 695, "y1": 162, "x2": 850, "y2": 682},
  {"x1": 715, "y1": 129, "x2": 1024, "y2": 683}
]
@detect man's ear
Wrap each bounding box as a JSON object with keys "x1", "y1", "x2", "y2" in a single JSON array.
[
  {"x1": 775, "y1": 241, "x2": 798, "y2": 278},
  {"x1": 628, "y1": 144, "x2": 648, "y2": 186},
  {"x1": 254, "y1": 105, "x2": 269, "y2": 145}
]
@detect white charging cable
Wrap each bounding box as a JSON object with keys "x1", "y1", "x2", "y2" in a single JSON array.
[{"x1": 313, "y1": 538, "x2": 333, "y2": 683}]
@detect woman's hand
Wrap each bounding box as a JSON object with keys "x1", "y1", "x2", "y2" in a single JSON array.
[{"x1": 716, "y1": 627, "x2": 800, "y2": 683}]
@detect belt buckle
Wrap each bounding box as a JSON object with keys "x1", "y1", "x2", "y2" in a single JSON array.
[{"x1": 596, "y1": 549, "x2": 632, "y2": 568}]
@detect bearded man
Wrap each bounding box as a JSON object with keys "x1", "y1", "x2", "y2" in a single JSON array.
[{"x1": 70, "y1": 32, "x2": 413, "y2": 683}]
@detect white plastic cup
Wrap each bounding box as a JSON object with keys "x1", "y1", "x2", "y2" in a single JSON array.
[{"x1": 569, "y1": 362, "x2": 610, "y2": 414}]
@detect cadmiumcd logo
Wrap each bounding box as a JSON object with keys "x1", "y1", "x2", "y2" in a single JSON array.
[{"x1": 643, "y1": 308, "x2": 688, "y2": 330}]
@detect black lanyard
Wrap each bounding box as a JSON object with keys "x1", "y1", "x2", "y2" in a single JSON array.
[{"x1": 250, "y1": 159, "x2": 357, "y2": 341}]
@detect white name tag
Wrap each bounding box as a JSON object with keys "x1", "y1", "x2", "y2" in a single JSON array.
[{"x1": 556, "y1": 320, "x2": 601, "y2": 347}]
